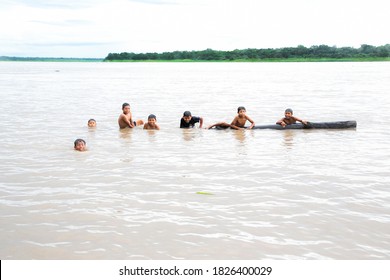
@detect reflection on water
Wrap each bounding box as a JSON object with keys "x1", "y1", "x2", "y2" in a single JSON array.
[
  {"x1": 146, "y1": 129, "x2": 157, "y2": 142},
  {"x1": 232, "y1": 129, "x2": 247, "y2": 143},
  {"x1": 1, "y1": 62, "x2": 390, "y2": 260},
  {"x1": 282, "y1": 130, "x2": 296, "y2": 148},
  {"x1": 181, "y1": 129, "x2": 197, "y2": 142},
  {"x1": 118, "y1": 128, "x2": 133, "y2": 140}
]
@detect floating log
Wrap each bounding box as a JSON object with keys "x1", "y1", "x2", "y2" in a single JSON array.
[{"x1": 252, "y1": 120, "x2": 357, "y2": 130}]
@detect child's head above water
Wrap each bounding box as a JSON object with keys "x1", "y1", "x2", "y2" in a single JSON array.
[
  {"x1": 146, "y1": 114, "x2": 157, "y2": 127},
  {"x1": 88, "y1": 119, "x2": 96, "y2": 127},
  {"x1": 74, "y1": 138, "x2": 86, "y2": 151},
  {"x1": 284, "y1": 108, "x2": 293, "y2": 118},
  {"x1": 122, "y1": 103, "x2": 130, "y2": 113},
  {"x1": 183, "y1": 111, "x2": 192, "y2": 122},
  {"x1": 237, "y1": 106, "x2": 246, "y2": 113},
  {"x1": 148, "y1": 114, "x2": 157, "y2": 121}
]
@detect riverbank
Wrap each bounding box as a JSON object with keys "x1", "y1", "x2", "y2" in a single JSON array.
[
  {"x1": 2, "y1": 57, "x2": 389, "y2": 63},
  {"x1": 104, "y1": 45, "x2": 390, "y2": 62},
  {"x1": 104, "y1": 57, "x2": 390, "y2": 62}
]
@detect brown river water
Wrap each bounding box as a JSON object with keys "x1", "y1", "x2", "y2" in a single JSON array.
[{"x1": 0, "y1": 61, "x2": 389, "y2": 259}]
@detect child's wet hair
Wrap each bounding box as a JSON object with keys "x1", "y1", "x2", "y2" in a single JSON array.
[
  {"x1": 237, "y1": 106, "x2": 246, "y2": 113},
  {"x1": 285, "y1": 108, "x2": 293, "y2": 114},
  {"x1": 183, "y1": 111, "x2": 192, "y2": 117},
  {"x1": 122, "y1": 103, "x2": 130, "y2": 109},
  {"x1": 74, "y1": 138, "x2": 86, "y2": 147},
  {"x1": 148, "y1": 114, "x2": 157, "y2": 120},
  {"x1": 88, "y1": 119, "x2": 96, "y2": 123}
]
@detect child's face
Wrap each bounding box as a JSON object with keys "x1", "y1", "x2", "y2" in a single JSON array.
[
  {"x1": 88, "y1": 121, "x2": 96, "y2": 127},
  {"x1": 183, "y1": 115, "x2": 192, "y2": 123},
  {"x1": 285, "y1": 112, "x2": 293, "y2": 118},
  {"x1": 148, "y1": 118, "x2": 156, "y2": 125},
  {"x1": 123, "y1": 106, "x2": 130, "y2": 114},
  {"x1": 238, "y1": 109, "x2": 246, "y2": 116},
  {"x1": 74, "y1": 141, "x2": 86, "y2": 151}
]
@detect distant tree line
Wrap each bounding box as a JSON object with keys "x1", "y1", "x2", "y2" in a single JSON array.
[{"x1": 104, "y1": 44, "x2": 390, "y2": 61}]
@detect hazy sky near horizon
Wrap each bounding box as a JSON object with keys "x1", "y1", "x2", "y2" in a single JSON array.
[{"x1": 0, "y1": 0, "x2": 389, "y2": 58}]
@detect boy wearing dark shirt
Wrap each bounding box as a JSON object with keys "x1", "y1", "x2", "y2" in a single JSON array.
[{"x1": 180, "y1": 111, "x2": 203, "y2": 128}]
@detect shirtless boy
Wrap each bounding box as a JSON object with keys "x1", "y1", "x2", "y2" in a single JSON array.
[
  {"x1": 207, "y1": 106, "x2": 255, "y2": 130},
  {"x1": 118, "y1": 103, "x2": 144, "y2": 129},
  {"x1": 276, "y1": 108, "x2": 307, "y2": 127},
  {"x1": 143, "y1": 114, "x2": 160, "y2": 130}
]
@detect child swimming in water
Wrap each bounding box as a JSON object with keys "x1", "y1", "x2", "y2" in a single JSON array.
[
  {"x1": 207, "y1": 106, "x2": 255, "y2": 130},
  {"x1": 276, "y1": 108, "x2": 308, "y2": 127},
  {"x1": 143, "y1": 114, "x2": 160, "y2": 130},
  {"x1": 118, "y1": 103, "x2": 144, "y2": 129},
  {"x1": 180, "y1": 111, "x2": 203, "y2": 128},
  {"x1": 88, "y1": 119, "x2": 96, "y2": 127},
  {"x1": 74, "y1": 139, "x2": 87, "y2": 151}
]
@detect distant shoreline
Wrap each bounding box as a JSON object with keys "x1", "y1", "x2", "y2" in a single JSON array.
[
  {"x1": 2, "y1": 44, "x2": 390, "y2": 63},
  {"x1": 0, "y1": 57, "x2": 103, "y2": 62},
  {"x1": 104, "y1": 45, "x2": 390, "y2": 62},
  {"x1": 1, "y1": 57, "x2": 390, "y2": 63},
  {"x1": 104, "y1": 57, "x2": 390, "y2": 62}
]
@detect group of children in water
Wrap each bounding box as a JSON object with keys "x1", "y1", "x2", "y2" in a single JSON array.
[{"x1": 74, "y1": 103, "x2": 307, "y2": 151}]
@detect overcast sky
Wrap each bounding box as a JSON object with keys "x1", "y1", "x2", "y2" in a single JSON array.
[{"x1": 0, "y1": 0, "x2": 388, "y2": 58}]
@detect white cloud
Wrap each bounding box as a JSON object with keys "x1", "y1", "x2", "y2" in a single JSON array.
[{"x1": 0, "y1": 0, "x2": 389, "y2": 57}]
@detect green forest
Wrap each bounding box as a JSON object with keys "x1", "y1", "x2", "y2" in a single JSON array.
[{"x1": 104, "y1": 44, "x2": 390, "y2": 62}]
